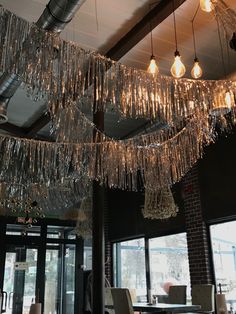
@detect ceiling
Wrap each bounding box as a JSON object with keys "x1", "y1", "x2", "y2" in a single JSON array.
[{"x1": 0, "y1": 0, "x2": 235, "y2": 140}]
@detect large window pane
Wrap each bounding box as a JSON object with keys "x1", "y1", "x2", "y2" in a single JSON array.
[
  {"x1": 149, "y1": 233, "x2": 191, "y2": 298},
  {"x1": 113, "y1": 238, "x2": 146, "y2": 301},
  {"x1": 84, "y1": 239, "x2": 92, "y2": 271},
  {"x1": 64, "y1": 244, "x2": 76, "y2": 314},
  {"x1": 44, "y1": 248, "x2": 59, "y2": 314},
  {"x1": 210, "y1": 221, "x2": 236, "y2": 309}
]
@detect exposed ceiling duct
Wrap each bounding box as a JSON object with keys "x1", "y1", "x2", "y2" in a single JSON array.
[
  {"x1": 0, "y1": 73, "x2": 21, "y2": 123},
  {"x1": 0, "y1": 0, "x2": 86, "y2": 124}
]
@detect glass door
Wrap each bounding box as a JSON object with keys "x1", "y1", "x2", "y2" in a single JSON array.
[
  {"x1": 3, "y1": 245, "x2": 38, "y2": 314},
  {"x1": 44, "y1": 243, "x2": 76, "y2": 314}
]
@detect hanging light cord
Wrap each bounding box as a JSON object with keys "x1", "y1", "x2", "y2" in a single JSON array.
[
  {"x1": 150, "y1": 26, "x2": 154, "y2": 56},
  {"x1": 149, "y1": 2, "x2": 158, "y2": 57},
  {"x1": 216, "y1": 11, "x2": 227, "y2": 77},
  {"x1": 191, "y1": 4, "x2": 200, "y2": 59},
  {"x1": 172, "y1": 0, "x2": 178, "y2": 51}
]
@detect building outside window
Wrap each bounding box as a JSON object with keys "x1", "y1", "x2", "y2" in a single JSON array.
[
  {"x1": 210, "y1": 221, "x2": 236, "y2": 311},
  {"x1": 113, "y1": 238, "x2": 147, "y2": 301},
  {"x1": 149, "y1": 233, "x2": 191, "y2": 300}
]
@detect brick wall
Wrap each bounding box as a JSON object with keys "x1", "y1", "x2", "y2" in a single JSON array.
[
  {"x1": 104, "y1": 190, "x2": 112, "y2": 285},
  {"x1": 182, "y1": 165, "x2": 213, "y2": 285}
]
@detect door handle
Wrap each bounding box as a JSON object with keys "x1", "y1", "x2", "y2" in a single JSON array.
[
  {"x1": 8, "y1": 292, "x2": 13, "y2": 310},
  {"x1": 1, "y1": 291, "x2": 7, "y2": 313}
]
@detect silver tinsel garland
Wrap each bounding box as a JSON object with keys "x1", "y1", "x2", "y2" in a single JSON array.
[
  {"x1": 0, "y1": 6, "x2": 235, "y2": 197},
  {"x1": 0, "y1": 6, "x2": 235, "y2": 127}
]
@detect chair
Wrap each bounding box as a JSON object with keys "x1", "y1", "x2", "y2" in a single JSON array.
[
  {"x1": 105, "y1": 288, "x2": 115, "y2": 314},
  {"x1": 110, "y1": 288, "x2": 134, "y2": 314},
  {"x1": 168, "y1": 285, "x2": 187, "y2": 304},
  {"x1": 191, "y1": 284, "x2": 215, "y2": 313}
]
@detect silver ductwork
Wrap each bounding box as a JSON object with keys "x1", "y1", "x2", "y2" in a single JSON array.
[
  {"x1": 0, "y1": 0, "x2": 86, "y2": 124},
  {"x1": 36, "y1": 0, "x2": 85, "y2": 32},
  {"x1": 0, "y1": 73, "x2": 21, "y2": 123}
]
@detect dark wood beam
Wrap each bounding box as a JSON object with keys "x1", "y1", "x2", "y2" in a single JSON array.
[
  {"x1": 26, "y1": 112, "x2": 50, "y2": 137},
  {"x1": 1, "y1": 0, "x2": 186, "y2": 138},
  {"x1": 105, "y1": 0, "x2": 186, "y2": 60},
  {"x1": 0, "y1": 122, "x2": 27, "y2": 137}
]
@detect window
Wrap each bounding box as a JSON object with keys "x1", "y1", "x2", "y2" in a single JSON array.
[
  {"x1": 47, "y1": 225, "x2": 76, "y2": 239},
  {"x1": 149, "y1": 233, "x2": 191, "y2": 298},
  {"x1": 210, "y1": 221, "x2": 236, "y2": 310},
  {"x1": 113, "y1": 238, "x2": 147, "y2": 301},
  {"x1": 84, "y1": 239, "x2": 92, "y2": 270}
]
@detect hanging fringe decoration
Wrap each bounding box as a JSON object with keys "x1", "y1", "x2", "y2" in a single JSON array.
[
  {"x1": 0, "y1": 6, "x2": 235, "y2": 127},
  {"x1": 213, "y1": 0, "x2": 236, "y2": 37},
  {"x1": 75, "y1": 197, "x2": 92, "y2": 239},
  {"x1": 142, "y1": 186, "x2": 179, "y2": 220},
  {"x1": 0, "y1": 6, "x2": 235, "y2": 196}
]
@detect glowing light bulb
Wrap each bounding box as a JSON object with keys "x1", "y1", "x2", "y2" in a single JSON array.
[
  {"x1": 225, "y1": 91, "x2": 232, "y2": 108},
  {"x1": 148, "y1": 55, "x2": 159, "y2": 75},
  {"x1": 200, "y1": 0, "x2": 214, "y2": 12},
  {"x1": 191, "y1": 58, "x2": 203, "y2": 79},
  {"x1": 170, "y1": 51, "x2": 186, "y2": 78}
]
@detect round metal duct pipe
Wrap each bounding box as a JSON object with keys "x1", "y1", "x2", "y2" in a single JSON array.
[
  {"x1": 36, "y1": 0, "x2": 86, "y2": 32},
  {"x1": 0, "y1": 0, "x2": 86, "y2": 123}
]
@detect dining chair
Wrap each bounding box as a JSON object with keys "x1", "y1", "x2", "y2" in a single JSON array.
[
  {"x1": 110, "y1": 288, "x2": 134, "y2": 314},
  {"x1": 105, "y1": 287, "x2": 115, "y2": 314},
  {"x1": 168, "y1": 285, "x2": 187, "y2": 304},
  {"x1": 191, "y1": 284, "x2": 215, "y2": 313}
]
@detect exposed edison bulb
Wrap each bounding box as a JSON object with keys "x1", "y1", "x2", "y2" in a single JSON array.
[
  {"x1": 200, "y1": 0, "x2": 214, "y2": 12},
  {"x1": 148, "y1": 55, "x2": 159, "y2": 75},
  {"x1": 170, "y1": 50, "x2": 186, "y2": 78},
  {"x1": 191, "y1": 58, "x2": 203, "y2": 79},
  {"x1": 225, "y1": 91, "x2": 232, "y2": 108}
]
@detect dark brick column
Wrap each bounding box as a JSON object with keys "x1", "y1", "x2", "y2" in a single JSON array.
[
  {"x1": 182, "y1": 165, "x2": 213, "y2": 285},
  {"x1": 104, "y1": 190, "x2": 112, "y2": 285}
]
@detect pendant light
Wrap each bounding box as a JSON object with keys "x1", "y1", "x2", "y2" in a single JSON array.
[
  {"x1": 211, "y1": 15, "x2": 233, "y2": 115},
  {"x1": 147, "y1": 18, "x2": 158, "y2": 75},
  {"x1": 200, "y1": 0, "x2": 214, "y2": 12},
  {"x1": 216, "y1": 16, "x2": 233, "y2": 109},
  {"x1": 170, "y1": 1, "x2": 186, "y2": 78},
  {"x1": 191, "y1": 5, "x2": 203, "y2": 79}
]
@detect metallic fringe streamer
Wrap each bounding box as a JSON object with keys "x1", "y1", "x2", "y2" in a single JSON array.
[
  {"x1": 0, "y1": 109, "x2": 222, "y2": 192},
  {"x1": 0, "y1": 6, "x2": 236, "y2": 194},
  {"x1": 0, "y1": 6, "x2": 235, "y2": 127}
]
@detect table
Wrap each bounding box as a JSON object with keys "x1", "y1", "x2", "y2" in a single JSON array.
[{"x1": 132, "y1": 302, "x2": 201, "y2": 313}]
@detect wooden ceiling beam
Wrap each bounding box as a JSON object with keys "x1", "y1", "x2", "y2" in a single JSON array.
[
  {"x1": 26, "y1": 112, "x2": 51, "y2": 137},
  {"x1": 105, "y1": 0, "x2": 186, "y2": 61},
  {"x1": 0, "y1": 122, "x2": 27, "y2": 137}
]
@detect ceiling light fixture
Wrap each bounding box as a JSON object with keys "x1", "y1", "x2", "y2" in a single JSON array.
[
  {"x1": 147, "y1": 9, "x2": 158, "y2": 75},
  {"x1": 200, "y1": 0, "x2": 214, "y2": 12},
  {"x1": 170, "y1": 0, "x2": 186, "y2": 78},
  {"x1": 191, "y1": 5, "x2": 203, "y2": 79},
  {"x1": 211, "y1": 14, "x2": 234, "y2": 115}
]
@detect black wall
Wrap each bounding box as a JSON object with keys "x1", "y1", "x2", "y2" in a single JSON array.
[
  {"x1": 108, "y1": 129, "x2": 236, "y2": 242},
  {"x1": 199, "y1": 130, "x2": 236, "y2": 222},
  {"x1": 107, "y1": 185, "x2": 185, "y2": 242}
]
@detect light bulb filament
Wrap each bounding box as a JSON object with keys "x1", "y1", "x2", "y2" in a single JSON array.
[
  {"x1": 171, "y1": 51, "x2": 186, "y2": 78},
  {"x1": 148, "y1": 55, "x2": 159, "y2": 75},
  {"x1": 200, "y1": 0, "x2": 214, "y2": 12},
  {"x1": 225, "y1": 91, "x2": 232, "y2": 108},
  {"x1": 191, "y1": 58, "x2": 203, "y2": 79}
]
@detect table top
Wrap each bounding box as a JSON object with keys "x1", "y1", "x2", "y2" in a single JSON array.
[{"x1": 132, "y1": 302, "x2": 201, "y2": 312}]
